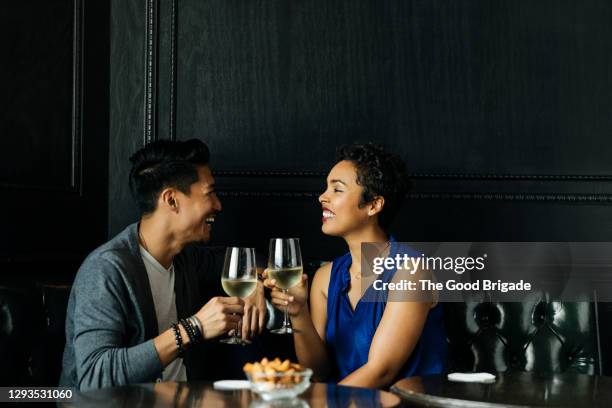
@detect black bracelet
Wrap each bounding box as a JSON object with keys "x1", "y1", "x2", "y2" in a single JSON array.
[
  {"x1": 191, "y1": 315, "x2": 205, "y2": 340},
  {"x1": 187, "y1": 317, "x2": 202, "y2": 343},
  {"x1": 187, "y1": 316, "x2": 203, "y2": 340},
  {"x1": 171, "y1": 322, "x2": 185, "y2": 357},
  {"x1": 180, "y1": 318, "x2": 199, "y2": 346},
  {"x1": 182, "y1": 318, "x2": 197, "y2": 344}
]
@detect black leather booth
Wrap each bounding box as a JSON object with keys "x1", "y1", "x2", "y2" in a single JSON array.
[
  {"x1": 445, "y1": 298, "x2": 601, "y2": 375},
  {"x1": 445, "y1": 242, "x2": 603, "y2": 376},
  {"x1": 0, "y1": 283, "x2": 70, "y2": 386}
]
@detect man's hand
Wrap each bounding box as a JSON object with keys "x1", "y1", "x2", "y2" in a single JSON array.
[
  {"x1": 240, "y1": 280, "x2": 267, "y2": 341},
  {"x1": 194, "y1": 296, "x2": 244, "y2": 340}
]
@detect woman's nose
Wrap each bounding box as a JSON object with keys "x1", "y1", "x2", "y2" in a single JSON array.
[{"x1": 319, "y1": 191, "x2": 328, "y2": 204}]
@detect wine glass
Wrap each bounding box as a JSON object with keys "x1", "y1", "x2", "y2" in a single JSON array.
[
  {"x1": 268, "y1": 238, "x2": 303, "y2": 334},
  {"x1": 220, "y1": 247, "x2": 258, "y2": 345}
]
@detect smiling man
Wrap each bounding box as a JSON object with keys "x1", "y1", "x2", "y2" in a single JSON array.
[{"x1": 60, "y1": 139, "x2": 269, "y2": 390}]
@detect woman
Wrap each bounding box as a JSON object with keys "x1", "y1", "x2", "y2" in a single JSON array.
[{"x1": 264, "y1": 143, "x2": 447, "y2": 389}]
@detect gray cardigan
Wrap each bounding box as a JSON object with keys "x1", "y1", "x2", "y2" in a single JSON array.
[{"x1": 60, "y1": 223, "x2": 225, "y2": 390}]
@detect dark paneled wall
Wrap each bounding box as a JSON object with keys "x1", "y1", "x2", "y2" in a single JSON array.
[
  {"x1": 177, "y1": 1, "x2": 612, "y2": 175},
  {"x1": 109, "y1": 1, "x2": 612, "y2": 373},
  {"x1": 109, "y1": 0, "x2": 612, "y2": 242},
  {"x1": 1, "y1": 0, "x2": 110, "y2": 281}
]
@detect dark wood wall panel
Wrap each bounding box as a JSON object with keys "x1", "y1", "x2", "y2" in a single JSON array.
[
  {"x1": 107, "y1": 0, "x2": 612, "y2": 266},
  {"x1": 109, "y1": 0, "x2": 149, "y2": 234},
  {"x1": 1, "y1": 0, "x2": 109, "y2": 280},
  {"x1": 175, "y1": 0, "x2": 612, "y2": 176},
  {"x1": 109, "y1": 0, "x2": 185, "y2": 234},
  {"x1": 0, "y1": 0, "x2": 76, "y2": 190}
]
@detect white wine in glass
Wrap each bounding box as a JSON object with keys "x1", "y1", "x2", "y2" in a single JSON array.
[
  {"x1": 268, "y1": 238, "x2": 303, "y2": 334},
  {"x1": 267, "y1": 267, "x2": 303, "y2": 290},
  {"x1": 221, "y1": 278, "x2": 258, "y2": 298},
  {"x1": 220, "y1": 247, "x2": 257, "y2": 345}
]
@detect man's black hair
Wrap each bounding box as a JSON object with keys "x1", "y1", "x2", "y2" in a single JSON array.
[
  {"x1": 129, "y1": 139, "x2": 210, "y2": 215},
  {"x1": 335, "y1": 142, "x2": 410, "y2": 229}
]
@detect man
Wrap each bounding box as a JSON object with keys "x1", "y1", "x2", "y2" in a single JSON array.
[{"x1": 60, "y1": 139, "x2": 270, "y2": 390}]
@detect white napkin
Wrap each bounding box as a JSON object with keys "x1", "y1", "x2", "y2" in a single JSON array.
[
  {"x1": 213, "y1": 380, "x2": 252, "y2": 390},
  {"x1": 447, "y1": 372, "x2": 496, "y2": 383}
]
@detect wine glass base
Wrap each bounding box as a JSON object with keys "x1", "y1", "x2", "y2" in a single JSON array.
[
  {"x1": 270, "y1": 327, "x2": 300, "y2": 334},
  {"x1": 220, "y1": 337, "x2": 251, "y2": 345}
]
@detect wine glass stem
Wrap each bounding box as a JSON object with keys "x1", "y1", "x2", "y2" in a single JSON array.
[
  {"x1": 283, "y1": 289, "x2": 290, "y2": 328},
  {"x1": 236, "y1": 315, "x2": 241, "y2": 341}
]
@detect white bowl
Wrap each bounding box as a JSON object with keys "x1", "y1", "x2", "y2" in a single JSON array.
[{"x1": 245, "y1": 368, "x2": 313, "y2": 401}]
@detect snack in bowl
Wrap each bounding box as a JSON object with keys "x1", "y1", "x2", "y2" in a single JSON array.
[{"x1": 243, "y1": 358, "x2": 312, "y2": 400}]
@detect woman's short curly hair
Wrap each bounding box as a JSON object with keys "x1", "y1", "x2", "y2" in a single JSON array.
[{"x1": 335, "y1": 143, "x2": 410, "y2": 229}]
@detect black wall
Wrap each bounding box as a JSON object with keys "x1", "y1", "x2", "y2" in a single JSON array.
[
  {"x1": 109, "y1": 0, "x2": 612, "y2": 249},
  {"x1": 1, "y1": 0, "x2": 110, "y2": 282},
  {"x1": 106, "y1": 0, "x2": 611, "y2": 374}
]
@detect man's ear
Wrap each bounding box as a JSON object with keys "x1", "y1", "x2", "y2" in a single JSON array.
[
  {"x1": 159, "y1": 188, "x2": 178, "y2": 212},
  {"x1": 368, "y1": 196, "x2": 385, "y2": 216}
]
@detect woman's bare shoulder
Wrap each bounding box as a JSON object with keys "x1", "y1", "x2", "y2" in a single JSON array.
[{"x1": 312, "y1": 262, "x2": 333, "y2": 297}]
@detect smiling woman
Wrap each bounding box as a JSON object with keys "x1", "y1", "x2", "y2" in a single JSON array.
[{"x1": 265, "y1": 143, "x2": 448, "y2": 389}]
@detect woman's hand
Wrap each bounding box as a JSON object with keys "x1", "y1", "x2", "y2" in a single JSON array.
[
  {"x1": 240, "y1": 280, "x2": 266, "y2": 340},
  {"x1": 263, "y1": 269, "x2": 309, "y2": 317}
]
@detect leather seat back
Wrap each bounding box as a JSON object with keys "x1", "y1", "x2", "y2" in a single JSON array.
[
  {"x1": 445, "y1": 296, "x2": 601, "y2": 375},
  {"x1": 0, "y1": 284, "x2": 71, "y2": 385},
  {"x1": 0, "y1": 285, "x2": 42, "y2": 385}
]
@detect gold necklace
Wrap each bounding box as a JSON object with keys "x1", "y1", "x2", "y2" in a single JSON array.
[{"x1": 351, "y1": 240, "x2": 390, "y2": 281}]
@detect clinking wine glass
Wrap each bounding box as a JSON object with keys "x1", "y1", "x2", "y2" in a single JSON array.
[
  {"x1": 220, "y1": 247, "x2": 258, "y2": 345},
  {"x1": 268, "y1": 238, "x2": 303, "y2": 334}
]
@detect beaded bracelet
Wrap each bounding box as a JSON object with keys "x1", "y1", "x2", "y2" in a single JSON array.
[
  {"x1": 179, "y1": 319, "x2": 195, "y2": 344},
  {"x1": 180, "y1": 318, "x2": 199, "y2": 345},
  {"x1": 171, "y1": 322, "x2": 185, "y2": 357}
]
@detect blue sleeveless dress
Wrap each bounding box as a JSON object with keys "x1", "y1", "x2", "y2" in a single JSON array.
[{"x1": 324, "y1": 238, "x2": 447, "y2": 382}]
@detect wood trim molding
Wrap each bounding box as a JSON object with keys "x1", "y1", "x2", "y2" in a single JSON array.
[
  {"x1": 213, "y1": 170, "x2": 612, "y2": 181},
  {"x1": 143, "y1": 0, "x2": 159, "y2": 145},
  {"x1": 169, "y1": 0, "x2": 178, "y2": 141},
  {"x1": 213, "y1": 171, "x2": 612, "y2": 202},
  {"x1": 71, "y1": 0, "x2": 83, "y2": 193},
  {"x1": 216, "y1": 190, "x2": 612, "y2": 202}
]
